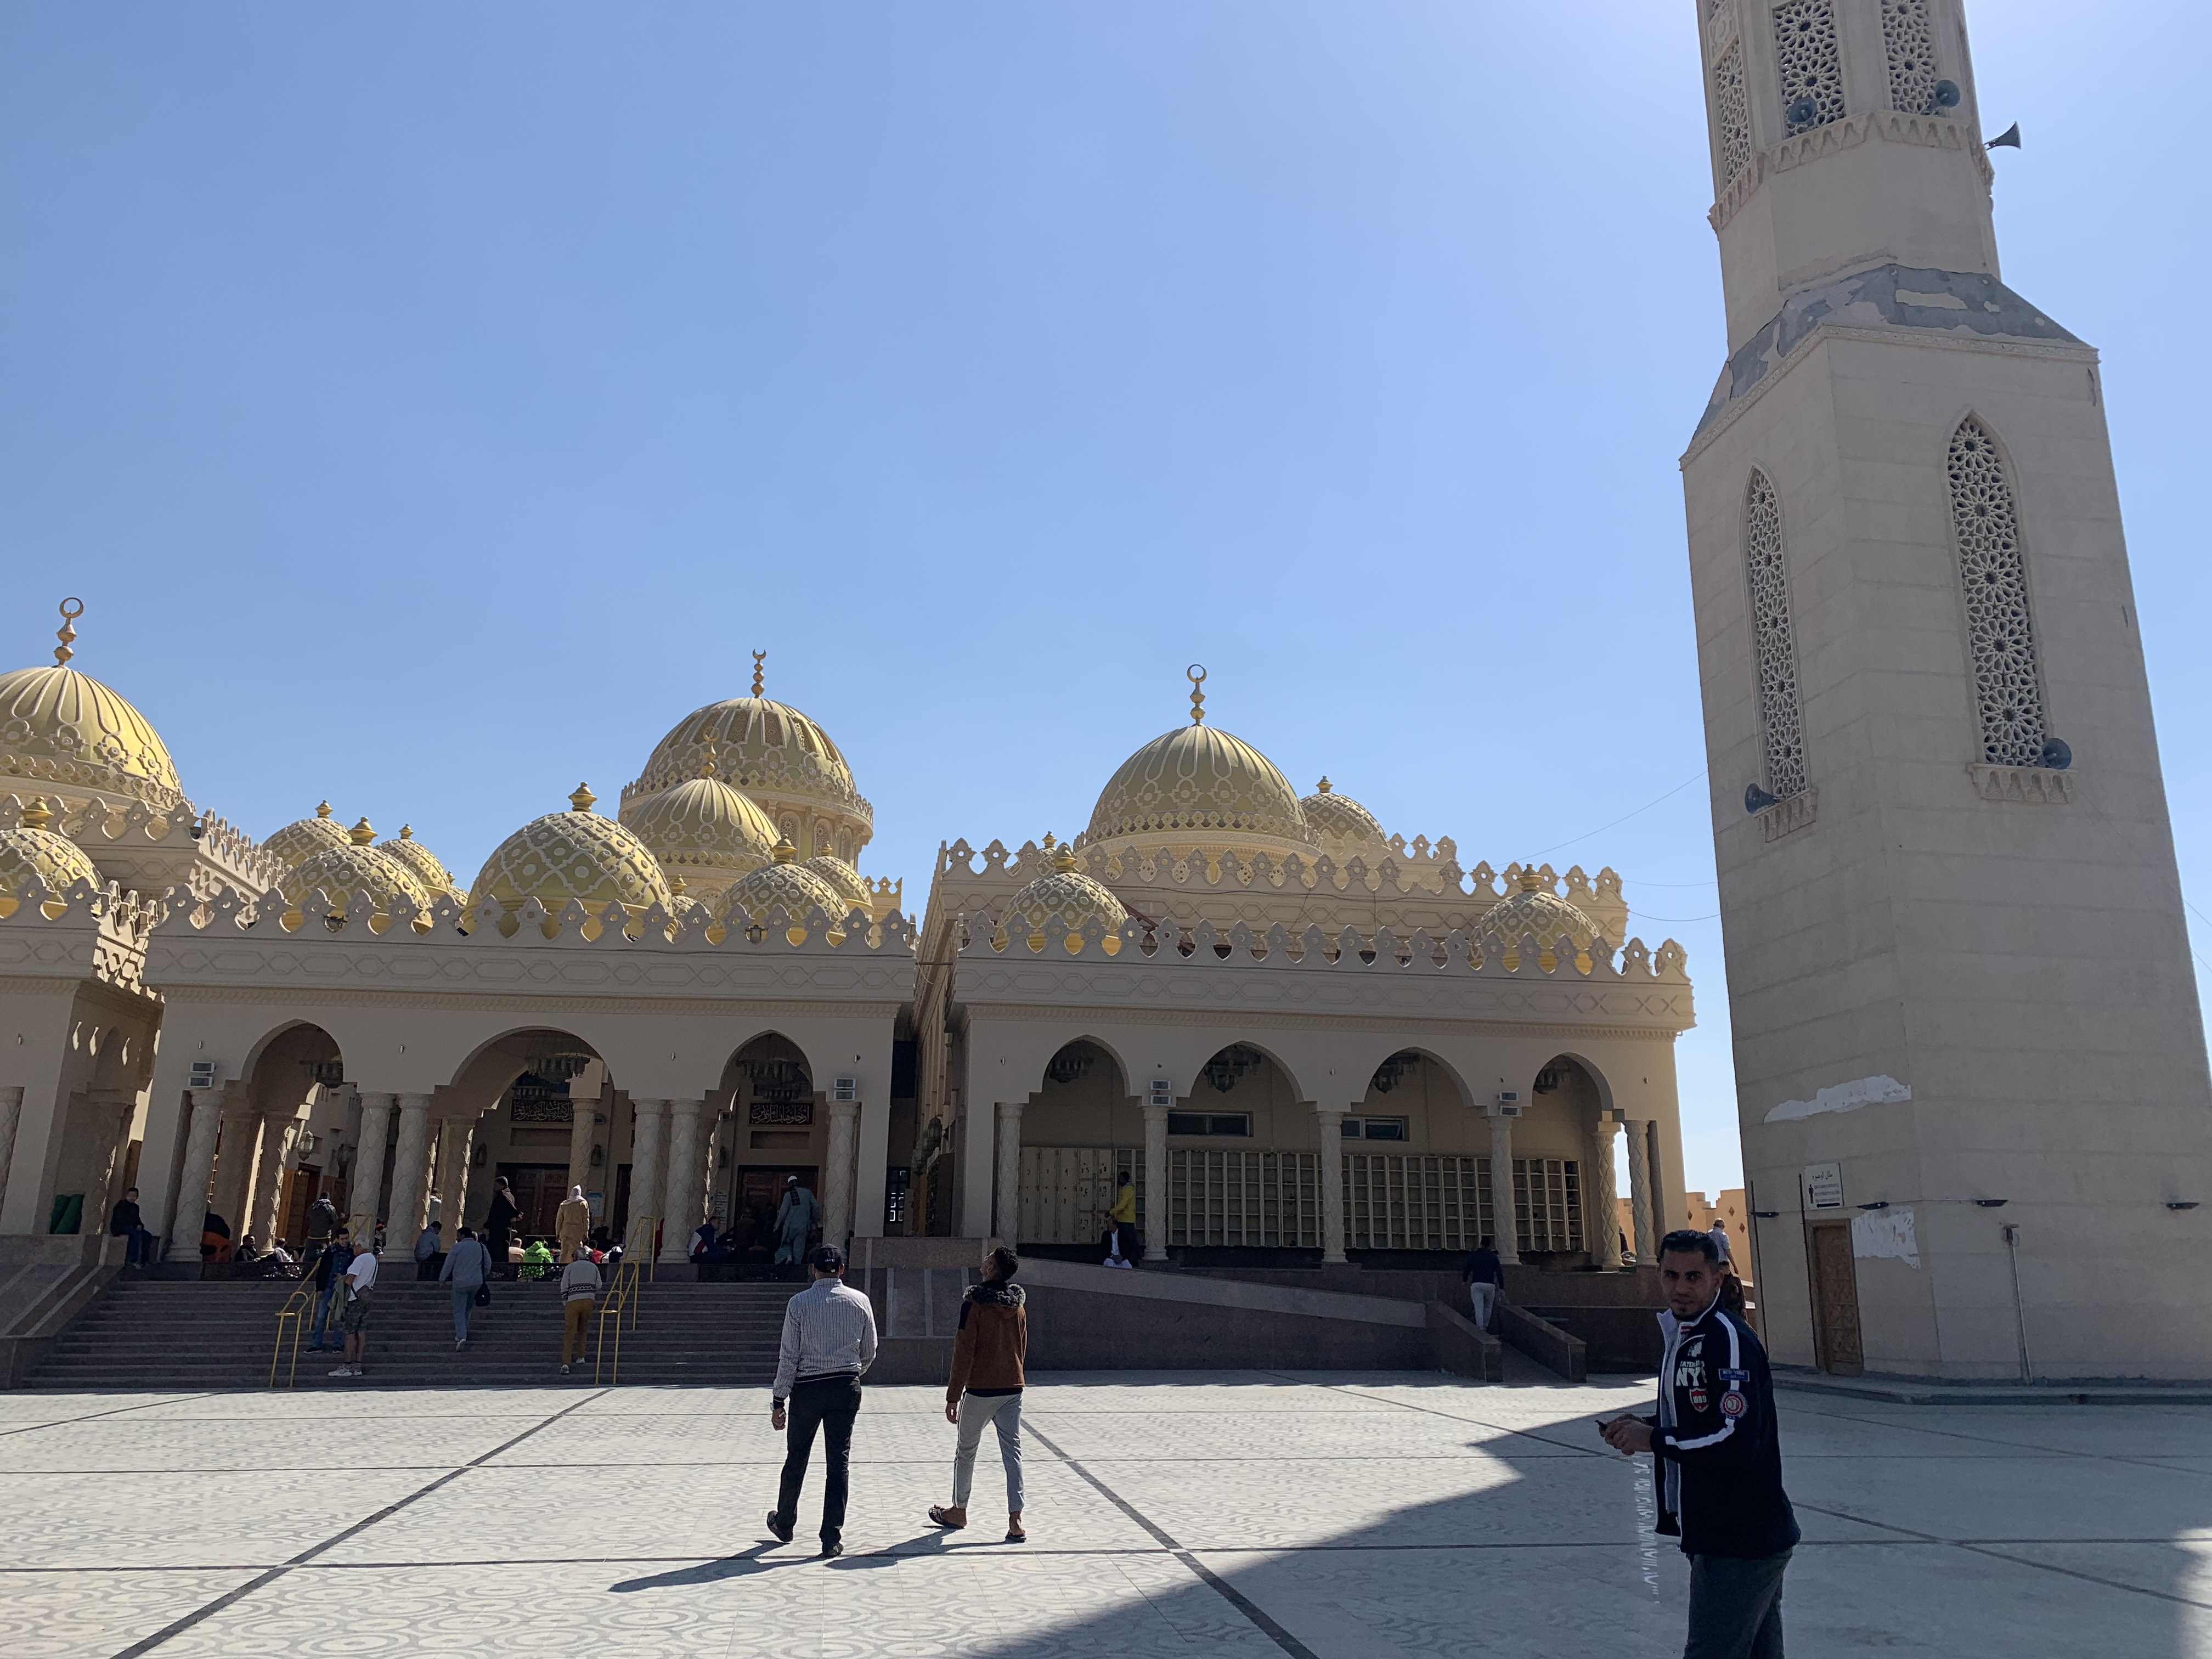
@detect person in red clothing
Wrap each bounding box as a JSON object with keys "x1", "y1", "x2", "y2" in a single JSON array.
[{"x1": 929, "y1": 1245, "x2": 1029, "y2": 1543}]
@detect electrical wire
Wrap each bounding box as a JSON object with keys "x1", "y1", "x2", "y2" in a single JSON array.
[{"x1": 1535, "y1": 768, "x2": 1707, "y2": 857}]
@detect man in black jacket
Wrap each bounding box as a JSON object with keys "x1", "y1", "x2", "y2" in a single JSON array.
[{"x1": 1603, "y1": 1227, "x2": 1798, "y2": 1657}]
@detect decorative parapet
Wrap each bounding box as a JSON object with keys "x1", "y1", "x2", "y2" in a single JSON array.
[
  {"x1": 2, "y1": 790, "x2": 283, "y2": 896},
  {"x1": 1759, "y1": 787, "x2": 1818, "y2": 841},
  {"x1": 1967, "y1": 763, "x2": 2074, "y2": 805},
  {"x1": 1707, "y1": 110, "x2": 1993, "y2": 234},
  {"x1": 0, "y1": 872, "x2": 159, "y2": 995}
]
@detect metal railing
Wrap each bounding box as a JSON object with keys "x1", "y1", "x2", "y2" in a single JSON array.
[
  {"x1": 626, "y1": 1215, "x2": 663, "y2": 1280},
  {"x1": 269, "y1": 1286, "x2": 314, "y2": 1388},
  {"x1": 593, "y1": 1256, "x2": 645, "y2": 1385}
]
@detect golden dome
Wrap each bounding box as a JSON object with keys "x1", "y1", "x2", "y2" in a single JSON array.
[
  {"x1": 0, "y1": 797, "x2": 101, "y2": 917},
  {"x1": 1479, "y1": 868, "x2": 1600, "y2": 972},
  {"x1": 719, "y1": 838, "x2": 848, "y2": 935},
  {"x1": 800, "y1": 853, "x2": 873, "y2": 911},
  {"x1": 378, "y1": 823, "x2": 464, "y2": 901},
  {"x1": 630, "y1": 666, "x2": 866, "y2": 820},
  {"x1": 281, "y1": 817, "x2": 434, "y2": 931},
  {"x1": 1083, "y1": 678, "x2": 1313, "y2": 855},
  {"x1": 1006, "y1": 840, "x2": 1127, "y2": 954},
  {"x1": 469, "y1": 783, "x2": 673, "y2": 934},
  {"x1": 264, "y1": 802, "x2": 351, "y2": 868},
  {"x1": 0, "y1": 602, "x2": 184, "y2": 810},
  {"x1": 1299, "y1": 777, "x2": 1389, "y2": 861},
  {"x1": 667, "y1": 874, "x2": 708, "y2": 924},
  {"x1": 624, "y1": 748, "x2": 778, "y2": 896}
]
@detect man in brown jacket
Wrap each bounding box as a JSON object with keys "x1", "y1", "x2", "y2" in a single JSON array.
[{"x1": 929, "y1": 1245, "x2": 1028, "y2": 1542}]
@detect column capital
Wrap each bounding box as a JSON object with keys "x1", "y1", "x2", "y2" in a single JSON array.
[
  {"x1": 995, "y1": 1098, "x2": 1023, "y2": 1119},
  {"x1": 1313, "y1": 1104, "x2": 1346, "y2": 1122},
  {"x1": 827, "y1": 1097, "x2": 861, "y2": 1121},
  {"x1": 1141, "y1": 1101, "x2": 1170, "y2": 1125}
]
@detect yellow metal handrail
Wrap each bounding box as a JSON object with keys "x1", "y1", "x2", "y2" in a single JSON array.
[
  {"x1": 269, "y1": 1285, "x2": 313, "y2": 1389},
  {"x1": 628, "y1": 1215, "x2": 663, "y2": 1282},
  {"x1": 593, "y1": 1256, "x2": 644, "y2": 1385}
]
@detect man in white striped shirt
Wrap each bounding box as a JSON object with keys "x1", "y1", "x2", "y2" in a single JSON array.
[{"x1": 765, "y1": 1245, "x2": 878, "y2": 1558}]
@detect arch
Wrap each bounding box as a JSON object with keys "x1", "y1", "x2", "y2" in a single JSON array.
[
  {"x1": 445, "y1": 1026, "x2": 603, "y2": 1107},
  {"x1": 1531, "y1": 1049, "x2": 1616, "y2": 1113},
  {"x1": 1743, "y1": 467, "x2": 1807, "y2": 799},
  {"x1": 1945, "y1": 413, "x2": 2049, "y2": 766},
  {"x1": 1352, "y1": 1044, "x2": 1476, "y2": 1114}
]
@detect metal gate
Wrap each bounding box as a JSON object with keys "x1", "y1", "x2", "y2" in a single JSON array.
[{"x1": 1343, "y1": 1155, "x2": 1492, "y2": 1251}]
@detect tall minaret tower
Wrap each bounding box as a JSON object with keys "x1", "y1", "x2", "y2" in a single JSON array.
[{"x1": 1683, "y1": 1, "x2": 2212, "y2": 1379}]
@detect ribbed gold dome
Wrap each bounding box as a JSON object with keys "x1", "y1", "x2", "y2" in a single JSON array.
[
  {"x1": 632, "y1": 695, "x2": 865, "y2": 817},
  {"x1": 1006, "y1": 843, "x2": 1127, "y2": 954},
  {"x1": 378, "y1": 824, "x2": 464, "y2": 902},
  {"x1": 282, "y1": 819, "x2": 434, "y2": 930},
  {"x1": 800, "y1": 853, "x2": 872, "y2": 911},
  {"x1": 1084, "y1": 723, "x2": 1313, "y2": 854},
  {"x1": 0, "y1": 605, "x2": 184, "y2": 810},
  {"x1": 719, "y1": 839, "x2": 848, "y2": 932},
  {"x1": 625, "y1": 757, "x2": 778, "y2": 898},
  {"x1": 264, "y1": 802, "x2": 351, "y2": 869},
  {"x1": 1299, "y1": 777, "x2": 1389, "y2": 861},
  {"x1": 469, "y1": 784, "x2": 673, "y2": 933},
  {"x1": 0, "y1": 798, "x2": 101, "y2": 917},
  {"x1": 1479, "y1": 868, "x2": 1600, "y2": 972}
]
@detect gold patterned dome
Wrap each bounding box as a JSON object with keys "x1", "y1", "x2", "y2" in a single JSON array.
[
  {"x1": 667, "y1": 874, "x2": 707, "y2": 923},
  {"x1": 281, "y1": 817, "x2": 435, "y2": 930},
  {"x1": 1082, "y1": 669, "x2": 1313, "y2": 855},
  {"x1": 718, "y1": 838, "x2": 848, "y2": 931},
  {"x1": 1299, "y1": 777, "x2": 1389, "y2": 861},
  {"x1": 0, "y1": 798, "x2": 102, "y2": 917},
  {"x1": 1007, "y1": 839, "x2": 1127, "y2": 954},
  {"x1": 1479, "y1": 868, "x2": 1601, "y2": 972},
  {"x1": 629, "y1": 656, "x2": 868, "y2": 825},
  {"x1": 264, "y1": 802, "x2": 351, "y2": 869},
  {"x1": 469, "y1": 783, "x2": 673, "y2": 932},
  {"x1": 800, "y1": 853, "x2": 873, "y2": 911},
  {"x1": 377, "y1": 824, "x2": 464, "y2": 902},
  {"x1": 624, "y1": 748, "x2": 778, "y2": 897},
  {"x1": 0, "y1": 601, "x2": 184, "y2": 811}
]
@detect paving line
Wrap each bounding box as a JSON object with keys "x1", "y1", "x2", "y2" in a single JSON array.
[
  {"x1": 0, "y1": 1394, "x2": 217, "y2": 1438},
  {"x1": 1025, "y1": 1422, "x2": 1320, "y2": 1659},
  {"x1": 106, "y1": 1388, "x2": 610, "y2": 1659}
]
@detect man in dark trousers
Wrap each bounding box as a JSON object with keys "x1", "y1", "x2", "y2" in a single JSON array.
[
  {"x1": 1602, "y1": 1228, "x2": 1798, "y2": 1657},
  {"x1": 1462, "y1": 1235, "x2": 1503, "y2": 1330},
  {"x1": 108, "y1": 1187, "x2": 155, "y2": 1266},
  {"x1": 765, "y1": 1245, "x2": 878, "y2": 1558}
]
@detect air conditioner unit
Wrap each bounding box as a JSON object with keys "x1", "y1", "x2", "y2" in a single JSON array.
[
  {"x1": 188, "y1": 1060, "x2": 219, "y2": 1088},
  {"x1": 1496, "y1": 1090, "x2": 1520, "y2": 1104},
  {"x1": 1147, "y1": 1078, "x2": 1174, "y2": 1109},
  {"x1": 832, "y1": 1075, "x2": 859, "y2": 1103}
]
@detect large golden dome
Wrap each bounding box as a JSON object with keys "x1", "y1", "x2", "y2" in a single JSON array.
[
  {"x1": 1006, "y1": 842, "x2": 1127, "y2": 953},
  {"x1": 281, "y1": 818, "x2": 434, "y2": 930},
  {"x1": 470, "y1": 784, "x2": 673, "y2": 932},
  {"x1": 0, "y1": 602, "x2": 184, "y2": 811},
  {"x1": 624, "y1": 750, "x2": 778, "y2": 897},
  {"x1": 1299, "y1": 777, "x2": 1390, "y2": 862},
  {"x1": 264, "y1": 802, "x2": 351, "y2": 868},
  {"x1": 378, "y1": 823, "x2": 464, "y2": 902},
  {"x1": 1082, "y1": 675, "x2": 1313, "y2": 856},
  {"x1": 719, "y1": 839, "x2": 848, "y2": 930},
  {"x1": 0, "y1": 798, "x2": 101, "y2": 917},
  {"x1": 630, "y1": 681, "x2": 865, "y2": 818}
]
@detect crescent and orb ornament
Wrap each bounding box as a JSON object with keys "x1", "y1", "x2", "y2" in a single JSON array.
[{"x1": 1187, "y1": 663, "x2": 1206, "y2": 726}]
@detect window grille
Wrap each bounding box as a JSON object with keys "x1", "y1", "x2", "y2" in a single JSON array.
[
  {"x1": 1344, "y1": 1155, "x2": 1491, "y2": 1251},
  {"x1": 1513, "y1": 1158, "x2": 1583, "y2": 1254},
  {"x1": 1946, "y1": 417, "x2": 2048, "y2": 765},
  {"x1": 1713, "y1": 40, "x2": 1752, "y2": 187},
  {"x1": 1169, "y1": 1150, "x2": 1319, "y2": 1248},
  {"x1": 1017, "y1": 1145, "x2": 1139, "y2": 1245},
  {"x1": 1745, "y1": 470, "x2": 1808, "y2": 799},
  {"x1": 1880, "y1": 0, "x2": 1939, "y2": 114},
  {"x1": 1773, "y1": 1, "x2": 1845, "y2": 134}
]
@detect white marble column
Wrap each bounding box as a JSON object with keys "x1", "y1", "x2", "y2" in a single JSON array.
[
  {"x1": 823, "y1": 1097, "x2": 860, "y2": 1248},
  {"x1": 380, "y1": 1093, "x2": 434, "y2": 1260},
  {"x1": 659, "y1": 1097, "x2": 706, "y2": 1263},
  {"x1": 993, "y1": 1101, "x2": 1024, "y2": 1244},
  {"x1": 166, "y1": 1088, "x2": 227, "y2": 1263},
  {"x1": 1588, "y1": 1113, "x2": 1623, "y2": 1270},
  {"x1": 1317, "y1": 1107, "x2": 1347, "y2": 1265},
  {"x1": 435, "y1": 1116, "x2": 474, "y2": 1236},
  {"x1": 0, "y1": 1086, "x2": 24, "y2": 1217},
  {"x1": 1624, "y1": 1117, "x2": 1656, "y2": 1262},
  {"x1": 566, "y1": 1079, "x2": 602, "y2": 1195},
  {"x1": 1142, "y1": 1101, "x2": 1170, "y2": 1262},
  {"x1": 247, "y1": 1109, "x2": 294, "y2": 1246},
  {"x1": 628, "y1": 1098, "x2": 666, "y2": 1251},
  {"x1": 1487, "y1": 1107, "x2": 1521, "y2": 1266},
  {"x1": 347, "y1": 1092, "x2": 396, "y2": 1245},
  {"x1": 210, "y1": 1102, "x2": 258, "y2": 1227},
  {"x1": 86, "y1": 1088, "x2": 138, "y2": 1246}
]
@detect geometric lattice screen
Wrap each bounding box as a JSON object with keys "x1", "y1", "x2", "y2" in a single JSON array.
[
  {"x1": 1774, "y1": 0, "x2": 1846, "y2": 134},
  {"x1": 1946, "y1": 416, "x2": 2049, "y2": 766},
  {"x1": 1743, "y1": 469, "x2": 1808, "y2": 798},
  {"x1": 1880, "y1": 0, "x2": 1941, "y2": 115},
  {"x1": 1713, "y1": 39, "x2": 1752, "y2": 188}
]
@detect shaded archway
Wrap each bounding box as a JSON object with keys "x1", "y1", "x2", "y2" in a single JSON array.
[
  {"x1": 1166, "y1": 1042, "x2": 1318, "y2": 1253},
  {"x1": 1015, "y1": 1038, "x2": 1133, "y2": 1249},
  {"x1": 443, "y1": 1027, "x2": 608, "y2": 1249},
  {"x1": 715, "y1": 1032, "x2": 820, "y2": 1266},
  {"x1": 1341, "y1": 1047, "x2": 1489, "y2": 1257}
]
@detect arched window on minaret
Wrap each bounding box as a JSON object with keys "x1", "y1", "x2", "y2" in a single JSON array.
[
  {"x1": 1773, "y1": 1, "x2": 1846, "y2": 134},
  {"x1": 1743, "y1": 470, "x2": 1807, "y2": 800},
  {"x1": 1879, "y1": 0, "x2": 1941, "y2": 114},
  {"x1": 1946, "y1": 416, "x2": 2049, "y2": 766}
]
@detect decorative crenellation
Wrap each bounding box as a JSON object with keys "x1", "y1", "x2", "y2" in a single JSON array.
[
  {"x1": 1743, "y1": 470, "x2": 1807, "y2": 800},
  {"x1": 1, "y1": 791, "x2": 284, "y2": 895},
  {"x1": 1946, "y1": 416, "x2": 2047, "y2": 768},
  {"x1": 1966, "y1": 763, "x2": 2073, "y2": 806},
  {"x1": 1773, "y1": 0, "x2": 1845, "y2": 135},
  {"x1": 1707, "y1": 108, "x2": 1991, "y2": 231},
  {"x1": 0, "y1": 870, "x2": 159, "y2": 992}
]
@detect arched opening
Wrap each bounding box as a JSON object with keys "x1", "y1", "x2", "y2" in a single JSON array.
[
  {"x1": 1509, "y1": 1054, "x2": 1608, "y2": 1266},
  {"x1": 445, "y1": 1028, "x2": 608, "y2": 1257},
  {"x1": 716, "y1": 1033, "x2": 821, "y2": 1269},
  {"x1": 189, "y1": 1023, "x2": 345, "y2": 1266},
  {"x1": 1165, "y1": 1043, "x2": 1318, "y2": 1256},
  {"x1": 1013, "y1": 1038, "x2": 1132, "y2": 1251},
  {"x1": 1342, "y1": 1048, "x2": 1489, "y2": 1259}
]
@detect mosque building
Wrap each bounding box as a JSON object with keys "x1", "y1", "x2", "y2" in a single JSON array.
[{"x1": 0, "y1": 608, "x2": 1694, "y2": 1287}]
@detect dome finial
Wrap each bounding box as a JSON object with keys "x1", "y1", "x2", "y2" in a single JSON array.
[
  {"x1": 20, "y1": 796, "x2": 54, "y2": 832},
  {"x1": 752, "y1": 651, "x2": 766, "y2": 698},
  {"x1": 771, "y1": 836, "x2": 797, "y2": 865},
  {"x1": 701, "y1": 742, "x2": 719, "y2": 779},
  {"x1": 348, "y1": 817, "x2": 376, "y2": 847},
  {"x1": 569, "y1": 782, "x2": 597, "y2": 815},
  {"x1": 1317, "y1": 776, "x2": 1331, "y2": 794},
  {"x1": 54, "y1": 598, "x2": 82, "y2": 667},
  {"x1": 315, "y1": 801, "x2": 334, "y2": 820},
  {"x1": 1041, "y1": 831, "x2": 1056, "y2": 850},
  {"x1": 1517, "y1": 865, "x2": 1544, "y2": 893},
  {"x1": 399, "y1": 823, "x2": 414, "y2": 840},
  {"x1": 1187, "y1": 663, "x2": 1207, "y2": 726}
]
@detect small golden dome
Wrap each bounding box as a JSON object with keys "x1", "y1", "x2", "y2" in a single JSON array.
[
  {"x1": 469, "y1": 787, "x2": 673, "y2": 933},
  {"x1": 800, "y1": 853, "x2": 873, "y2": 911},
  {"x1": 377, "y1": 823, "x2": 464, "y2": 901},
  {"x1": 0, "y1": 601, "x2": 184, "y2": 810},
  {"x1": 1007, "y1": 839, "x2": 1127, "y2": 954},
  {"x1": 719, "y1": 838, "x2": 847, "y2": 935},
  {"x1": 263, "y1": 802, "x2": 351, "y2": 869},
  {"x1": 626, "y1": 749, "x2": 778, "y2": 896},
  {"x1": 0, "y1": 797, "x2": 101, "y2": 917},
  {"x1": 1299, "y1": 776, "x2": 1389, "y2": 862},
  {"x1": 1084, "y1": 720, "x2": 1313, "y2": 854},
  {"x1": 1479, "y1": 868, "x2": 1601, "y2": 972},
  {"x1": 667, "y1": 873, "x2": 707, "y2": 923},
  {"x1": 282, "y1": 832, "x2": 434, "y2": 932},
  {"x1": 632, "y1": 687, "x2": 865, "y2": 819}
]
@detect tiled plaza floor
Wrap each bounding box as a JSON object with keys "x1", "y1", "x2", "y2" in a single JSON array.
[{"x1": 5, "y1": 1368, "x2": 2210, "y2": 1656}]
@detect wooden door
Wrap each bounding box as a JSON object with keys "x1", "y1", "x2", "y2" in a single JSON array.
[{"x1": 1805, "y1": 1221, "x2": 1863, "y2": 1375}]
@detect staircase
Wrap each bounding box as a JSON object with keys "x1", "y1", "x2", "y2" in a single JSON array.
[{"x1": 23, "y1": 1276, "x2": 799, "y2": 1391}]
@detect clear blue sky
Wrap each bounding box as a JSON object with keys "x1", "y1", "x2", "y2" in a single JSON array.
[{"x1": 4, "y1": 4, "x2": 2204, "y2": 1197}]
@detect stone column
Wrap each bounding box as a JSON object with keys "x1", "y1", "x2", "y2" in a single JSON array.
[
  {"x1": 247, "y1": 1109, "x2": 295, "y2": 1246},
  {"x1": 993, "y1": 1101, "x2": 1023, "y2": 1245},
  {"x1": 628, "y1": 1098, "x2": 666, "y2": 1251},
  {"x1": 659, "y1": 1097, "x2": 706, "y2": 1264},
  {"x1": 84, "y1": 1088, "x2": 138, "y2": 1248},
  {"x1": 0, "y1": 1086, "x2": 24, "y2": 1215},
  {"x1": 347, "y1": 1092, "x2": 396, "y2": 1246},
  {"x1": 210, "y1": 1101, "x2": 258, "y2": 1227},
  {"x1": 1142, "y1": 1101, "x2": 1170, "y2": 1262},
  {"x1": 1588, "y1": 1113, "x2": 1623, "y2": 1270},
  {"x1": 165, "y1": 1088, "x2": 226, "y2": 1263},
  {"x1": 823, "y1": 1097, "x2": 860, "y2": 1248},
  {"x1": 1487, "y1": 1107, "x2": 1520, "y2": 1266},
  {"x1": 1317, "y1": 1107, "x2": 1347, "y2": 1265},
  {"x1": 380, "y1": 1094, "x2": 434, "y2": 1260},
  {"x1": 1624, "y1": 1118, "x2": 1657, "y2": 1262},
  {"x1": 566, "y1": 1079, "x2": 602, "y2": 1196},
  {"x1": 435, "y1": 1116, "x2": 474, "y2": 1235}
]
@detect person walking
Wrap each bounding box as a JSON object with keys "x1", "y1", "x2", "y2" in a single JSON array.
[
  {"x1": 306, "y1": 1232, "x2": 351, "y2": 1351},
  {"x1": 772, "y1": 1176, "x2": 820, "y2": 1268},
  {"x1": 765, "y1": 1245, "x2": 878, "y2": 1558},
  {"x1": 484, "y1": 1177, "x2": 520, "y2": 1278},
  {"x1": 929, "y1": 1245, "x2": 1029, "y2": 1543},
  {"x1": 303, "y1": 1192, "x2": 337, "y2": 1259},
  {"x1": 555, "y1": 1185, "x2": 591, "y2": 1262},
  {"x1": 1105, "y1": 1175, "x2": 1137, "y2": 1266},
  {"x1": 1708, "y1": 1216, "x2": 1733, "y2": 1265},
  {"x1": 108, "y1": 1187, "x2": 156, "y2": 1266},
  {"x1": 330, "y1": 1237, "x2": 379, "y2": 1378},
  {"x1": 558, "y1": 1245, "x2": 601, "y2": 1375},
  {"x1": 413, "y1": 1218, "x2": 443, "y2": 1280},
  {"x1": 439, "y1": 1225, "x2": 492, "y2": 1350},
  {"x1": 1462, "y1": 1235, "x2": 1504, "y2": 1331},
  {"x1": 1601, "y1": 1228, "x2": 1798, "y2": 1658}
]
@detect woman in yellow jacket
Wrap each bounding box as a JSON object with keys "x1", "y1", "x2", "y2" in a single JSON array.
[{"x1": 1104, "y1": 1176, "x2": 1137, "y2": 1268}]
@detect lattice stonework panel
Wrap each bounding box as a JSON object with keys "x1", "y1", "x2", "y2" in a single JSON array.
[
  {"x1": 1513, "y1": 1158, "x2": 1583, "y2": 1255},
  {"x1": 1773, "y1": 1, "x2": 1844, "y2": 133},
  {"x1": 1344, "y1": 1156, "x2": 1492, "y2": 1252},
  {"x1": 1744, "y1": 470, "x2": 1807, "y2": 798},
  {"x1": 1712, "y1": 40, "x2": 1751, "y2": 188},
  {"x1": 1168, "y1": 1150, "x2": 1319, "y2": 1249},
  {"x1": 1018, "y1": 1146, "x2": 1138, "y2": 1245},
  {"x1": 1880, "y1": 0, "x2": 1939, "y2": 113},
  {"x1": 1947, "y1": 418, "x2": 2048, "y2": 766}
]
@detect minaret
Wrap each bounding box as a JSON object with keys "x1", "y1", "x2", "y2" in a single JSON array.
[{"x1": 1681, "y1": 1, "x2": 2211, "y2": 1379}]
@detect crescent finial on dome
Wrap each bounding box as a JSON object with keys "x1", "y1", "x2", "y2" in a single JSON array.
[
  {"x1": 54, "y1": 598, "x2": 82, "y2": 666},
  {"x1": 570, "y1": 782, "x2": 597, "y2": 814},
  {"x1": 701, "y1": 743, "x2": 719, "y2": 778},
  {"x1": 1187, "y1": 663, "x2": 1206, "y2": 726},
  {"x1": 752, "y1": 651, "x2": 766, "y2": 698}
]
